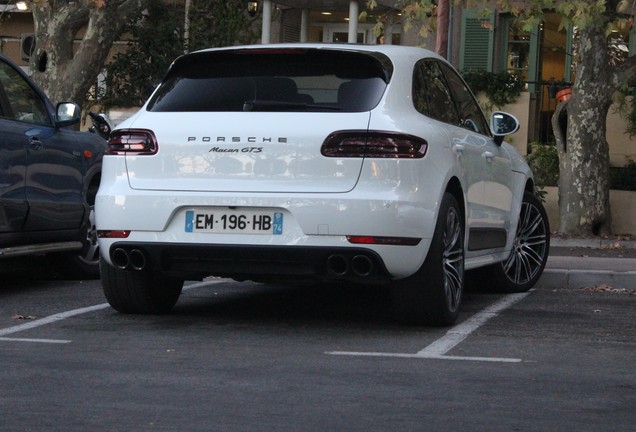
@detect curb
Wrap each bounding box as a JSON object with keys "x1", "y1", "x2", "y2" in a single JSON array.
[
  {"x1": 540, "y1": 269, "x2": 636, "y2": 290},
  {"x1": 544, "y1": 238, "x2": 636, "y2": 289},
  {"x1": 550, "y1": 238, "x2": 636, "y2": 250}
]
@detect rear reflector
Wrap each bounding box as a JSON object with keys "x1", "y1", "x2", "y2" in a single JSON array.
[
  {"x1": 97, "y1": 230, "x2": 131, "y2": 238},
  {"x1": 107, "y1": 129, "x2": 158, "y2": 155},
  {"x1": 321, "y1": 130, "x2": 428, "y2": 158},
  {"x1": 347, "y1": 235, "x2": 421, "y2": 246}
]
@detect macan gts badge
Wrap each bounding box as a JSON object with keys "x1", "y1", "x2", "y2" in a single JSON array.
[{"x1": 96, "y1": 44, "x2": 550, "y2": 326}]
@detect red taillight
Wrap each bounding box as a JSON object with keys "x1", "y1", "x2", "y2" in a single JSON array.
[
  {"x1": 321, "y1": 130, "x2": 428, "y2": 158},
  {"x1": 97, "y1": 230, "x2": 131, "y2": 238},
  {"x1": 107, "y1": 129, "x2": 158, "y2": 155},
  {"x1": 347, "y1": 235, "x2": 421, "y2": 246}
]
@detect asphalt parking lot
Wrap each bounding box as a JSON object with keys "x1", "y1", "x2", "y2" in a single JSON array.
[{"x1": 0, "y1": 252, "x2": 634, "y2": 431}]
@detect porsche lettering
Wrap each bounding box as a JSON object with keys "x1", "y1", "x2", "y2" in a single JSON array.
[{"x1": 188, "y1": 137, "x2": 287, "y2": 143}]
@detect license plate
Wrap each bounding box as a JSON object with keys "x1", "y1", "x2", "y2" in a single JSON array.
[{"x1": 185, "y1": 209, "x2": 283, "y2": 235}]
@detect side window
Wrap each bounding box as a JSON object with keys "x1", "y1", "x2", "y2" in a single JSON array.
[
  {"x1": 440, "y1": 63, "x2": 490, "y2": 135},
  {"x1": 0, "y1": 61, "x2": 50, "y2": 126},
  {"x1": 412, "y1": 60, "x2": 460, "y2": 125}
]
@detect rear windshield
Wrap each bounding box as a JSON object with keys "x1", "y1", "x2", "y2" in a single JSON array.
[{"x1": 146, "y1": 48, "x2": 392, "y2": 113}]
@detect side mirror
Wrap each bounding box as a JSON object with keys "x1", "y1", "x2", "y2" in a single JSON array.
[
  {"x1": 490, "y1": 111, "x2": 520, "y2": 145},
  {"x1": 56, "y1": 102, "x2": 81, "y2": 127}
]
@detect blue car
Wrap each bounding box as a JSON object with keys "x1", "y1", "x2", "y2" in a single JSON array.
[{"x1": 0, "y1": 54, "x2": 106, "y2": 279}]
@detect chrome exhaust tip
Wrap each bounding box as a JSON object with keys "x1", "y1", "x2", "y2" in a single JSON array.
[
  {"x1": 111, "y1": 248, "x2": 130, "y2": 270},
  {"x1": 128, "y1": 249, "x2": 147, "y2": 271},
  {"x1": 326, "y1": 254, "x2": 349, "y2": 276},
  {"x1": 351, "y1": 254, "x2": 373, "y2": 277}
]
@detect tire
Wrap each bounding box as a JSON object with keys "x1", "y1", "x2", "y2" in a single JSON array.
[
  {"x1": 488, "y1": 191, "x2": 550, "y2": 293},
  {"x1": 48, "y1": 205, "x2": 100, "y2": 280},
  {"x1": 100, "y1": 257, "x2": 183, "y2": 314},
  {"x1": 391, "y1": 192, "x2": 465, "y2": 326}
]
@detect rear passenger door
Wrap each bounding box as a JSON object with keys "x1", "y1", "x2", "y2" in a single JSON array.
[
  {"x1": 439, "y1": 62, "x2": 514, "y2": 248},
  {"x1": 412, "y1": 59, "x2": 512, "y2": 254}
]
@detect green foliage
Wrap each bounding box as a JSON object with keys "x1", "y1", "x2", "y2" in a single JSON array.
[
  {"x1": 100, "y1": 2, "x2": 184, "y2": 109},
  {"x1": 100, "y1": 0, "x2": 259, "y2": 109},
  {"x1": 363, "y1": 0, "x2": 437, "y2": 38},
  {"x1": 625, "y1": 96, "x2": 636, "y2": 138},
  {"x1": 461, "y1": 70, "x2": 524, "y2": 109},
  {"x1": 526, "y1": 144, "x2": 559, "y2": 187},
  {"x1": 610, "y1": 160, "x2": 636, "y2": 191},
  {"x1": 534, "y1": 187, "x2": 548, "y2": 203},
  {"x1": 527, "y1": 145, "x2": 636, "y2": 191},
  {"x1": 187, "y1": 0, "x2": 259, "y2": 52},
  {"x1": 609, "y1": 88, "x2": 636, "y2": 138}
]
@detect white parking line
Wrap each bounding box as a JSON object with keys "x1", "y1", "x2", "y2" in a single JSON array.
[
  {"x1": 326, "y1": 291, "x2": 532, "y2": 362},
  {"x1": 0, "y1": 337, "x2": 72, "y2": 344},
  {"x1": 0, "y1": 280, "x2": 225, "y2": 344},
  {"x1": 0, "y1": 303, "x2": 111, "y2": 343},
  {"x1": 0, "y1": 303, "x2": 111, "y2": 339},
  {"x1": 1, "y1": 281, "x2": 530, "y2": 355}
]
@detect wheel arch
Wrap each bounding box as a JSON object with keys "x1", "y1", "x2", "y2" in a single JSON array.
[
  {"x1": 84, "y1": 164, "x2": 102, "y2": 206},
  {"x1": 445, "y1": 176, "x2": 465, "y2": 222},
  {"x1": 525, "y1": 178, "x2": 537, "y2": 196}
]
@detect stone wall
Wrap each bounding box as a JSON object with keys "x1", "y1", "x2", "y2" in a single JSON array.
[{"x1": 543, "y1": 186, "x2": 636, "y2": 235}]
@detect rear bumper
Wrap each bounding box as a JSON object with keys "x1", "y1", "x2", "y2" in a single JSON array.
[
  {"x1": 105, "y1": 242, "x2": 392, "y2": 283},
  {"x1": 96, "y1": 155, "x2": 440, "y2": 279}
]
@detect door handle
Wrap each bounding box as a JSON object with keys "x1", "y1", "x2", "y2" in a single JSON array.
[
  {"x1": 452, "y1": 144, "x2": 465, "y2": 155},
  {"x1": 29, "y1": 137, "x2": 43, "y2": 151},
  {"x1": 482, "y1": 151, "x2": 494, "y2": 162}
]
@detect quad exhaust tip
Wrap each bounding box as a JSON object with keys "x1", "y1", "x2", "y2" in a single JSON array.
[
  {"x1": 111, "y1": 247, "x2": 374, "y2": 278},
  {"x1": 111, "y1": 247, "x2": 147, "y2": 271},
  {"x1": 326, "y1": 253, "x2": 374, "y2": 278}
]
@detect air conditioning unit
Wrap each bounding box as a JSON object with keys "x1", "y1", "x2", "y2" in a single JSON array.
[{"x1": 20, "y1": 33, "x2": 35, "y2": 61}]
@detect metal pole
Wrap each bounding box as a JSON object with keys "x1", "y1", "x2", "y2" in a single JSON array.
[
  {"x1": 383, "y1": 19, "x2": 393, "y2": 44},
  {"x1": 348, "y1": 1, "x2": 358, "y2": 43},
  {"x1": 261, "y1": 0, "x2": 272, "y2": 44},
  {"x1": 300, "y1": 8, "x2": 309, "y2": 43}
]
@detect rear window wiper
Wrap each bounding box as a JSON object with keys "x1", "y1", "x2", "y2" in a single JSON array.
[{"x1": 243, "y1": 100, "x2": 341, "y2": 112}]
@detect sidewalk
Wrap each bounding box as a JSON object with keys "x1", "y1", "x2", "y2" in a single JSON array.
[{"x1": 542, "y1": 237, "x2": 636, "y2": 290}]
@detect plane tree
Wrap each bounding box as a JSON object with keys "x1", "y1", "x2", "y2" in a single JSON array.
[
  {"x1": 25, "y1": 0, "x2": 150, "y2": 106},
  {"x1": 100, "y1": 0, "x2": 259, "y2": 109},
  {"x1": 367, "y1": 0, "x2": 636, "y2": 236}
]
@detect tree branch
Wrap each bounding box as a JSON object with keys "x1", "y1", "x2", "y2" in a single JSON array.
[{"x1": 552, "y1": 99, "x2": 568, "y2": 154}]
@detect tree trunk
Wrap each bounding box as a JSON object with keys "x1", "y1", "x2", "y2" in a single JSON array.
[
  {"x1": 556, "y1": 24, "x2": 614, "y2": 236},
  {"x1": 28, "y1": 0, "x2": 149, "y2": 107},
  {"x1": 435, "y1": 0, "x2": 449, "y2": 58}
]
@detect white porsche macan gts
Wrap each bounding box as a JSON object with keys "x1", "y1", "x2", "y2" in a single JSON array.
[{"x1": 95, "y1": 44, "x2": 550, "y2": 325}]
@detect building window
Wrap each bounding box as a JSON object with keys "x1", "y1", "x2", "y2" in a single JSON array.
[{"x1": 504, "y1": 18, "x2": 531, "y2": 82}]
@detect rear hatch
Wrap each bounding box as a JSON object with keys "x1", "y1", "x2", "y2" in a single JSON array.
[{"x1": 120, "y1": 47, "x2": 392, "y2": 194}]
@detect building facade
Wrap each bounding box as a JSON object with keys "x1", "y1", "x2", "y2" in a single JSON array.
[{"x1": 0, "y1": 0, "x2": 634, "y2": 165}]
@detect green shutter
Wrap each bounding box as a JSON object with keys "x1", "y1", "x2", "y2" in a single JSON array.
[{"x1": 460, "y1": 9, "x2": 494, "y2": 72}]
